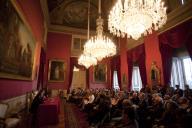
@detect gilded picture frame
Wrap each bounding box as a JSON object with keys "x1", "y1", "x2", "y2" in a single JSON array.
[
  {"x1": 48, "y1": 59, "x2": 66, "y2": 82},
  {"x1": 150, "y1": 61, "x2": 161, "y2": 86},
  {"x1": 93, "y1": 64, "x2": 107, "y2": 83},
  {"x1": 0, "y1": 0, "x2": 36, "y2": 80},
  {"x1": 122, "y1": 73, "x2": 127, "y2": 84}
]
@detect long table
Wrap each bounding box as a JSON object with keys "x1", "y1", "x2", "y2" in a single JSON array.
[{"x1": 37, "y1": 97, "x2": 60, "y2": 127}]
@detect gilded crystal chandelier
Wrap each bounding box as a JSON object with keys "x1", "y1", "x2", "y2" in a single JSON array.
[
  {"x1": 108, "y1": 0, "x2": 167, "y2": 40},
  {"x1": 78, "y1": 0, "x2": 97, "y2": 69},
  {"x1": 84, "y1": 0, "x2": 116, "y2": 61}
]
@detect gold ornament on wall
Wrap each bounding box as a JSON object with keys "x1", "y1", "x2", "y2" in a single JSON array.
[{"x1": 150, "y1": 61, "x2": 161, "y2": 87}]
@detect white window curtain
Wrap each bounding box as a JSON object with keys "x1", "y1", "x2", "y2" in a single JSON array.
[
  {"x1": 113, "y1": 71, "x2": 119, "y2": 90},
  {"x1": 170, "y1": 57, "x2": 186, "y2": 89},
  {"x1": 182, "y1": 58, "x2": 192, "y2": 88},
  {"x1": 181, "y1": 0, "x2": 185, "y2": 5},
  {"x1": 132, "y1": 66, "x2": 142, "y2": 91}
]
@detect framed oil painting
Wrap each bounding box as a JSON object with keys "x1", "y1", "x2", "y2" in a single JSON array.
[
  {"x1": 93, "y1": 64, "x2": 107, "y2": 83},
  {"x1": 150, "y1": 61, "x2": 161, "y2": 87},
  {"x1": 48, "y1": 59, "x2": 66, "y2": 82},
  {"x1": 0, "y1": 0, "x2": 36, "y2": 80},
  {"x1": 122, "y1": 73, "x2": 127, "y2": 85}
]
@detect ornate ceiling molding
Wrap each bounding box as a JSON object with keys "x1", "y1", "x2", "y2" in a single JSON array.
[
  {"x1": 158, "y1": 0, "x2": 192, "y2": 35},
  {"x1": 127, "y1": 38, "x2": 144, "y2": 50},
  {"x1": 49, "y1": 0, "x2": 98, "y2": 30},
  {"x1": 40, "y1": 0, "x2": 192, "y2": 51}
]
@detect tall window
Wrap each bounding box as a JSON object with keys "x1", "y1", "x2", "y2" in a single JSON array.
[
  {"x1": 132, "y1": 66, "x2": 142, "y2": 91},
  {"x1": 171, "y1": 57, "x2": 184, "y2": 89},
  {"x1": 171, "y1": 57, "x2": 192, "y2": 89},
  {"x1": 183, "y1": 58, "x2": 192, "y2": 88},
  {"x1": 113, "y1": 71, "x2": 119, "y2": 90}
]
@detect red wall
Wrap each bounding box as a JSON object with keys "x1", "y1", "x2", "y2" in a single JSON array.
[
  {"x1": 144, "y1": 32, "x2": 164, "y2": 87},
  {"x1": 119, "y1": 38, "x2": 128, "y2": 90},
  {"x1": 45, "y1": 32, "x2": 167, "y2": 91},
  {"x1": 0, "y1": 0, "x2": 44, "y2": 100},
  {"x1": 46, "y1": 32, "x2": 72, "y2": 90},
  {"x1": 46, "y1": 32, "x2": 112, "y2": 90},
  {"x1": 89, "y1": 58, "x2": 111, "y2": 89}
]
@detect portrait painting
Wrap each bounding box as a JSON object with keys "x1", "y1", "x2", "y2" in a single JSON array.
[
  {"x1": 0, "y1": 0, "x2": 36, "y2": 80},
  {"x1": 48, "y1": 60, "x2": 65, "y2": 82},
  {"x1": 94, "y1": 64, "x2": 107, "y2": 83}
]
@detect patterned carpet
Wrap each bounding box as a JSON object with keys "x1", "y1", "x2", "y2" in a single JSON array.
[{"x1": 64, "y1": 101, "x2": 89, "y2": 128}]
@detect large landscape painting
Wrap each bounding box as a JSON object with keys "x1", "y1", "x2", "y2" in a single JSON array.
[{"x1": 0, "y1": 0, "x2": 36, "y2": 80}]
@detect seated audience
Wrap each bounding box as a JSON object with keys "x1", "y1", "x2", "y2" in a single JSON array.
[
  {"x1": 68, "y1": 85, "x2": 192, "y2": 128},
  {"x1": 160, "y1": 100, "x2": 179, "y2": 127},
  {"x1": 184, "y1": 85, "x2": 192, "y2": 102},
  {"x1": 130, "y1": 92, "x2": 139, "y2": 105},
  {"x1": 81, "y1": 90, "x2": 95, "y2": 110},
  {"x1": 87, "y1": 93, "x2": 111, "y2": 126},
  {"x1": 174, "y1": 85, "x2": 183, "y2": 97}
]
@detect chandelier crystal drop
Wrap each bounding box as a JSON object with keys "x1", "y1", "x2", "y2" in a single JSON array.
[
  {"x1": 108, "y1": 0, "x2": 167, "y2": 40},
  {"x1": 78, "y1": 53, "x2": 97, "y2": 69},
  {"x1": 84, "y1": 0, "x2": 116, "y2": 61}
]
